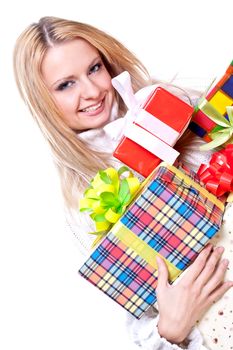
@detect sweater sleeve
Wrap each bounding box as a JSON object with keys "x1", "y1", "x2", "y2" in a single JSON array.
[
  {"x1": 65, "y1": 208, "x2": 95, "y2": 261},
  {"x1": 126, "y1": 307, "x2": 206, "y2": 350}
]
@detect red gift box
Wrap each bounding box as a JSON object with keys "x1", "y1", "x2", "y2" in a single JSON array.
[{"x1": 113, "y1": 86, "x2": 194, "y2": 177}]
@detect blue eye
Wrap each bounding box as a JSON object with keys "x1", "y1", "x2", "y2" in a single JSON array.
[
  {"x1": 56, "y1": 80, "x2": 75, "y2": 91},
  {"x1": 89, "y1": 63, "x2": 102, "y2": 74}
]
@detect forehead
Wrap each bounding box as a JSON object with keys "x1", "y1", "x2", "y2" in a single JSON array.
[{"x1": 41, "y1": 38, "x2": 100, "y2": 85}]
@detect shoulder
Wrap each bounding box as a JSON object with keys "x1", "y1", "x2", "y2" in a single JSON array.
[{"x1": 135, "y1": 82, "x2": 201, "y2": 107}]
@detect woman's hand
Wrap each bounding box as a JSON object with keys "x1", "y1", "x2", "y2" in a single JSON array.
[{"x1": 156, "y1": 244, "x2": 233, "y2": 344}]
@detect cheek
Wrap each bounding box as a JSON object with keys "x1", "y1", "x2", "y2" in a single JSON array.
[
  {"x1": 105, "y1": 80, "x2": 115, "y2": 102},
  {"x1": 101, "y1": 72, "x2": 114, "y2": 92},
  {"x1": 54, "y1": 93, "x2": 78, "y2": 112}
]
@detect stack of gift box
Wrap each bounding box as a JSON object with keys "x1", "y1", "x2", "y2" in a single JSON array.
[
  {"x1": 189, "y1": 60, "x2": 233, "y2": 144},
  {"x1": 79, "y1": 64, "x2": 233, "y2": 319}
]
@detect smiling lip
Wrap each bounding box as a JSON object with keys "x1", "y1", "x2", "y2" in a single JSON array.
[{"x1": 79, "y1": 98, "x2": 105, "y2": 116}]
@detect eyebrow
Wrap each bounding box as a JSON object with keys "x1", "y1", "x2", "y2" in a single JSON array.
[{"x1": 51, "y1": 55, "x2": 101, "y2": 88}]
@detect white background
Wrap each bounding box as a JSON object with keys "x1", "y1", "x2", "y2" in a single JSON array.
[{"x1": 1, "y1": 1, "x2": 232, "y2": 349}]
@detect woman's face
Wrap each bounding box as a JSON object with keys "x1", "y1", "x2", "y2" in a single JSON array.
[{"x1": 42, "y1": 38, "x2": 114, "y2": 131}]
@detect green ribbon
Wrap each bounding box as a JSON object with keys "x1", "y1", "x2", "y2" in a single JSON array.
[
  {"x1": 79, "y1": 166, "x2": 140, "y2": 247},
  {"x1": 198, "y1": 98, "x2": 233, "y2": 151}
]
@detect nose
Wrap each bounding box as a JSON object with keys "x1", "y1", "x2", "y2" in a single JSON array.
[{"x1": 79, "y1": 77, "x2": 101, "y2": 100}]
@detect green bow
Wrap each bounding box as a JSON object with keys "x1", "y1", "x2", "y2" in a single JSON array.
[
  {"x1": 198, "y1": 98, "x2": 233, "y2": 151},
  {"x1": 79, "y1": 166, "x2": 140, "y2": 247}
]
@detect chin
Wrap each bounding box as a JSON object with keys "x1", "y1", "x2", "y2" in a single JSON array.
[
  {"x1": 93, "y1": 113, "x2": 111, "y2": 128},
  {"x1": 75, "y1": 109, "x2": 112, "y2": 131}
]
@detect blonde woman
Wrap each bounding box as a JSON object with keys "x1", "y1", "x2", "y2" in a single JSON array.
[{"x1": 14, "y1": 16, "x2": 232, "y2": 350}]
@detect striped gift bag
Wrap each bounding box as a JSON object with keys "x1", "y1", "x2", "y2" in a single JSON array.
[{"x1": 79, "y1": 163, "x2": 225, "y2": 319}]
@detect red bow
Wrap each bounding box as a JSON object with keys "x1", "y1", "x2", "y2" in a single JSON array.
[{"x1": 197, "y1": 144, "x2": 233, "y2": 197}]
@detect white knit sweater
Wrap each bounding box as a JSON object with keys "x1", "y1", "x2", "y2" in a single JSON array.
[{"x1": 67, "y1": 83, "x2": 232, "y2": 350}]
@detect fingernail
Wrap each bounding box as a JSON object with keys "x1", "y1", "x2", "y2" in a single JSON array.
[
  {"x1": 206, "y1": 243, "x2": 213, "y2": 250},
  {"x1": 217, "y1": 246, "x2": 225, "y2": 254}
]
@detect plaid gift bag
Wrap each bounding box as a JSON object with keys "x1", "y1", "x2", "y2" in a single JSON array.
[{"x1": 79, "y1": 163, "x2": 225, "y2": 319}]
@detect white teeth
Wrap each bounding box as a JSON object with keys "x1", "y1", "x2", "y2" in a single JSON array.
[{"x1": 82, "y1": 101, "x2": 102, "y2": 112}]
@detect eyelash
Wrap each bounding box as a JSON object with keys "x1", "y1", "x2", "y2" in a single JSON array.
[
  {"x1": 56, "y1": 80, "x2": 76, "y2": 91},
  {"x1": 56, "y1": 62, "x2": 103, "y2": 91},
  {"x1": 89, "y1": 62, "x2": 102, "y2": 74}
]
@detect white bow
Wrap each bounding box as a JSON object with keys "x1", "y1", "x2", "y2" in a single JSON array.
[{"x1": 111, "y1": 71, "x2": 141, "y2": 125}]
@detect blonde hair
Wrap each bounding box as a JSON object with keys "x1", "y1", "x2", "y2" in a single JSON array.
[{"x1": 13, "y1": 16, "x2": 152, "y2": 208}]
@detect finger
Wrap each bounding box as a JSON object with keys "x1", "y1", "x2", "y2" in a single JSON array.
[
  {"x1": 181, "y1": 244, "x2": 213, "y2": 284},
  {"x1": 206, "y1": 280, "x2": 233, "y2": 306},
  {"x1": 195, "y1": 246, "x2": 225, "y2": 287},
  {"x1": 156, "y1": 255, "x2": 169, "y2": 289},
  {"x1": 202, "y1": 258, "x2": 229, "y2": 296}
]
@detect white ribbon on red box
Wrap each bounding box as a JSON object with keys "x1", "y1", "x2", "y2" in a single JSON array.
[
  {"x1": 124, "y1": 123, "x2": 180, "y2": 164},
  {"x1": 135, "y1": 109, "x2": 180, "y2": 145},
  {"x1": 112, "y1": 71, "x2": 180, "y2": 165}
]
